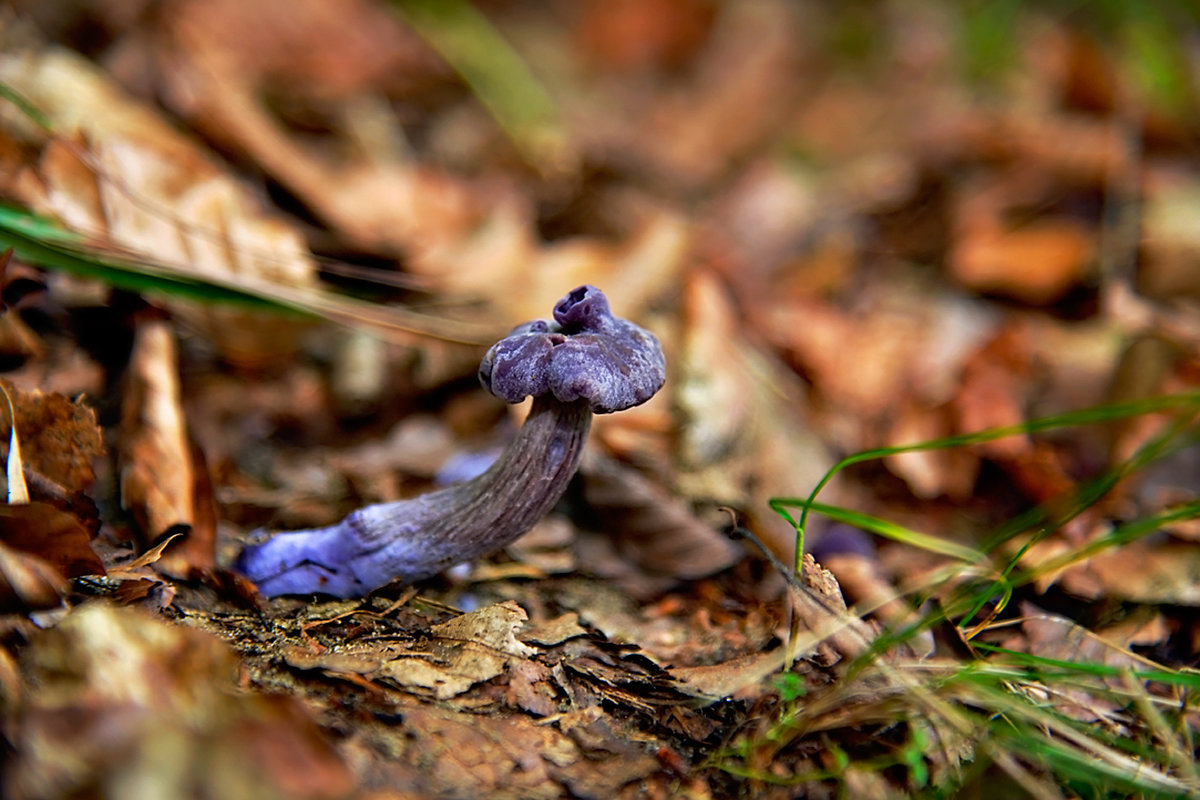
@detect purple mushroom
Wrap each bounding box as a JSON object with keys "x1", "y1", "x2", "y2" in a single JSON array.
[{"x1": 235, "y1": 285, "x2": 666, "y2": 597}]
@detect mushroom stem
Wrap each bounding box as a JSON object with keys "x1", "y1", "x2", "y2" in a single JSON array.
[{"x1": 236, "y1": 395, "x2": 592, "y2": 597}]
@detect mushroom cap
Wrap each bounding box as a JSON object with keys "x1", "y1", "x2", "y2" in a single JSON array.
[{"x1": 479, "y1": 285, "x2": 666, "y2": 413}]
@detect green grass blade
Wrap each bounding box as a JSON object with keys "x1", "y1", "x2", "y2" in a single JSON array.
[
  {"x1": 769, "y1": 498, "x2": 986, "y2": 563},
  {"x1": 973, "y1": 644, "x2": 1200, "y2": 690},
  {"x1": 1010, "y1": 499, "x2": 1200, "y2": 590},
  {"x1": 0, "y1": 79, "x2": 53, "y2": 132},
  {"x1": 776, "y1": 391, "x2": 1200, "y2": 570},
  {"x1": 0, "y1": 203, "x2": 496, "y2": 343},
  {"x1": 0, "y1": 204, "x2": 315, "y2": 313},
  {"x1": 389, "y1": 0, "x2": 568, "y2": 169}
]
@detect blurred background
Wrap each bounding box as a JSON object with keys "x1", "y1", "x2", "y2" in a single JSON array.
[
  {"x1": 0, "y1": 0, "x2": 1198, "y2": 603},
  {"x1": 3, "y1": 2, "x2": 1200, "y2": 797}
]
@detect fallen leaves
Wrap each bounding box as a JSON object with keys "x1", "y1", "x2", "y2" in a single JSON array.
[
  {"x1": 950, "y1": 217, "x2": 1096, "y2": 305},
  {"x1": 581, "y1": 452, "x2": 741, "y2": 581},
  {"x1": 0, "y1": 378, "x2": 105, "y2": 613},
  {"x1": 381, "y1": 600, "x2": 535, "y2": 700},
  {"x1": 0, "y1": 0, "x2": 1198, "y2": 796},
  {"x1": 0, "y1": 540, "x2": 69, "y2": 612},
  {"x1": 675, "y1": 270, "x2": 834, "y2": 557},
  {"x1": 0, "y1": 502, "x2": 103, "y2": 579},
  {"x1": 0, "y1": 47, "x2": 321, "y2": 313},
  {"x1": 0, "y1": 378, "x2": 103, "y2": 497},
  {"x1": 4, "y1": 603, "x2": 354, "y2": 800},
  {"x1": 174, "y1": 590, "x2": 823, "y2": 798},
  {"x1": 119, "y1": 318, "x2": 215, "y2": 573}
]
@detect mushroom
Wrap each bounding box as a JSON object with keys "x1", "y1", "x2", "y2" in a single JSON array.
[{"x1": 235, "y1": 285, "x2": 666, "y2": 597}]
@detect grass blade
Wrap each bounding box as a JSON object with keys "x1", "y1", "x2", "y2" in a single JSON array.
[
  {"x1": 0, "y1": 204, "x2": 496, "y2": 344},
  {"x1": 775, "y1": 391, "x2": 1200, "y2": 570},
  {"x1": 389, "y1": 0, "x2": 569, "y2": 170}
]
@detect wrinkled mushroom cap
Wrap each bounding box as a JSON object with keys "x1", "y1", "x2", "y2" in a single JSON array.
[{"x1": 479, "y1": 285, "x2": 666, "y2": 413}]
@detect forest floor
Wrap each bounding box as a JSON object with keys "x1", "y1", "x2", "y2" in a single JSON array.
[{"x1": 1, "y1": 2, "x2": 1200, "y2": 798}]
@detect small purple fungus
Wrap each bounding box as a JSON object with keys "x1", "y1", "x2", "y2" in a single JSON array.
[{"x1": 235, "y1": 286, "x2": 666, "y2": 597}]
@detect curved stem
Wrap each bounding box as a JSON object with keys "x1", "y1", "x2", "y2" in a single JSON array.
[{"x1": 236, "y1": 396, "x2": 592, "y2": 597}]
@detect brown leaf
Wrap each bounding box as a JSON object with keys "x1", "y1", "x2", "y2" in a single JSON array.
[
  {"x1": 157, "y1": 0, "x2": 483, "y2": 259},
  {"x1": 950, "y1": 218, "x2": 1095, "y2": 304},
  {"x1": 4, "y1": 45, "x2": 320, "y2": 297},
  {"x1": 884, "y1": 402, "x2": 979, "y2": 500},
  {"x1": 0, "y1": 540, "x2": 69, "y2": 612},
  {"x1": 283, "y1": 643, "x2": 387, "y2": 676},
  {"x1": 0, "y1": 47, "x2": 459, "y2": 353},
  {"x1": 581, "y1": 452, "x2": 741, "y2": 579},
  {"x1": 1018, "y1": 605, "x2": 1160, "y2": 723},
  {"x1": 669, "y1": 649, "x2": 787, "y2": 702},
  {"x1": 0, "y1": 313, "x2": 44, "y2": 370},
  {"x1": 162, "y1": 0, "x2": 432, "y2": 100},
  {"x1": 1139, "y1": 169, "x2": 1200, "y2": 301},
  {"x1": 822, "y1": 551, "x2": 934, "y2": 658},
  {"x1": 0, "y1": 645, "x2": 19, "y2": 710},
  {"x1": 119, "y1": 319, "x2": 215, "y2": 571},
  {"x1": 379, "y1": 601, "x2": 535, "y2": 700},
  {"x1": 0, "y1": 502, "x2": 104, "y2": 578},
  {"x1": 161, "y1": 0, "x2": 687, "y2": 329},
  {"x1": 1059, "y1": 541, "x2": 1200, "y2": 605},
  {"x1": 520, "y1": 612, "x2": 589, "y2": 647},
  {"x1": 0, "y1": 248, "x2": 11, "y2": 302},
  {"x1": 954, "y1": 326, "x2": 1078, "y2": 506},
  {"x1": 0, "y1": 378, "x2": 104, "y2": 494},
  {"x1": 400, "y1": 705, "x2": 659, "y2": 800},
  {"x1": 6, "y1": 603, "x2": 354, "y2": 800},
  {"x1": 629, "y1": 0, "x2": 799, "y2": 188},
  {"x1": 506, "y1": 657, "x2": 558, "y2": 717},
  {"x1": 675, "y1": 270, "x2": 833, "y2": 558},
  {"x1": 766, "y1": 276, "x2": 999, "y2": 423},
  {"x1": 576, "y1": 0, "x2": 716, "y2": 72}
]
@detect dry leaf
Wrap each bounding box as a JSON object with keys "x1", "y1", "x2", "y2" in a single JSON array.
[
  {"x1": 157, "y1": 0, "x2": 459, "y2": 256},
  {"x1": 1139, "y1": 168, "x2": 1200, "y2": 300},
  {"x1": 504, "y1": 514, "x2": 578, "y2": 576},
  {"x1": 414, "y1": 206, "x2": 689, "y2": 333},
  {"x1": 581, "y1": 452, "x2": 741, "y2": 579},
  {"x1": 675, "y1": 270, "x2": 833, "y2": 558},
  {"x1": 954, "y1": 326, "x2": 1078, "y2": 505},
  {"x1": 1060, "y1": 541, "x2": 1200, "y2": 605},
  {"x1": 950, "y1": 218, "x2": 1095, "y2": 305},
  {"x1": 822, "y1": 550, "x2": 934, "y2": 658},
  {"x1": 380, "y1": 601, "x2": 535, "y2": 700},
  {"x1": 669, "y1": 649, "x2": 787, "y2": 702},
  {"x1": 431, "y1": 600, "x2": 536, "y2": 658},
  {"x1": 105, "y1": 533, "x2": 181, "y2": 579},
  {"x1": 766, "y1": 277, "x2": 999, "y2": 423},
  {"x1": 1023, "y1": 609, "x2": 1158, "y2": 672},
  {"x1": 119, "y1": 318, "x2": 215, "y2": 571},
  {"x1": 0, "y1": 49, "x2": 318, "y2": 293},
  {"x1": 0, "y1": 378, "x2": 104, "y2": 494},
  {"x1": 0, "y1": 501, "x2": 104, "y2": 578},
  {"x1": 1018, "y1": 606, "x2": 1161, "y2": 725},
  {"x1": 399, "y1": 705, "x2": 659, "y2": 800},
  {"x1": 576, "y1": 0, "x2": 715, "y2": 72},
  {"x1": 885, "y1": 402, "x2": 978, "y2": 500},
  {"x1": 156, "y1": 0, "x2": 486, "y2": 260},
  {"x1": 159, "y1": 0, "x2": 689, "y2": 327},
  {"x1": 6, "y1": 603, "x2": 354, "y2": 800},
  {"x1": 282, "y1": 643, "x2": 388, "y2": 676},
  {"x1": 0, "y1": 46, "x2": 465, "y2": 350},
  {"x1": 624, "y1": 0, "x2": 799, "y2": 188},
  {"x1": 520, "y1": 612, "x2": 589, "y2": 646},
  {"x1": 0, "y1": 539, "x2": 69, "y2": 612}
]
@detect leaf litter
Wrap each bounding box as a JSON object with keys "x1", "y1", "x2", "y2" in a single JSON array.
[{"x1": 0, "y1": 1, "x2": 1199, "y2": 797}]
